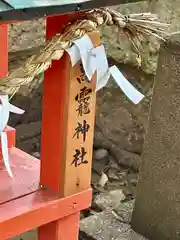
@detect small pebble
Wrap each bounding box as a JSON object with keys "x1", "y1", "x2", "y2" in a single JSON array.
[
  {"x1": 108, "y1": 171, "x2": 119, "y2": 180},
  {"x1": 94, "y1": 148, "x2": 108, "y2": 160},
  {"x1": 119, "y1": 181, "x2": 127, "y2": 186},
  {"x1": 118, "y1": 171, "x2": 127, "y2": 179},
  {"x1": 130, "y1": 179, "x2": 138, "y2": 186}
]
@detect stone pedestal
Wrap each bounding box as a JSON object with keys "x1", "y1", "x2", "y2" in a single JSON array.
[{"x1": 132, "y1": 33, "x2": 180, "y2": 240}]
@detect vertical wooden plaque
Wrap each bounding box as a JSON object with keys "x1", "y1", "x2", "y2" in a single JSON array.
[{"x1": 62, "y1": 50, "x2": 97, "y2": 196}]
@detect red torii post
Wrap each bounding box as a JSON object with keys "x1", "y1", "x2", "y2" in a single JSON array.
[{"x1": 0, "y1": 13, "x2": 100, "y2": 240}]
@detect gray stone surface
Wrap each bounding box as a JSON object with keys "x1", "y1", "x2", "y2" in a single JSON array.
[
  {"x1": 114, "y1": 200, "x2": 135, "y2": 224},
  {"x1": 132, "y1": 33, "x2": 180, "y2": 240},
  {"x1": 94, "y1": 190, "x2": 126, "y2": 210},
  {"x1": 152, "y1": 0, "x2": 180, "y2": 32},
  {"x1": 80, "y1": 191, "x2": 145, "y2": 239},
  {"x1": 81, "y1": 210, "x2": 147, "y2": 240},
  {"x1": 94, "y1": 149, "x2": 109, "y2": 161}
]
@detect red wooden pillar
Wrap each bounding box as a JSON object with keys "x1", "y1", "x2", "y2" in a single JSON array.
[
  {"x1": 39, "y1": 13, "x2": 100, "y2": 239},
  {"x1": 39, "y1": 14, "x2": 100, "y2": 240},
  {"x1": 39, "y1": 14, "x2": 78, "y2": 240},
  {"x1": 40, "y1": 13, "x2": 80, "y2": 195},
  {"x1": 0, "y1": 24, "x2": 8, "y2": 78},
  {"x1": 0, "y1": 24, "x2": 12, "y2": 165}
]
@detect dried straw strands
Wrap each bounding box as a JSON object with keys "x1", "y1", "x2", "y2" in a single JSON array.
[{"x1": 0, "y1": 8, "x2": 169, "y2": 96}]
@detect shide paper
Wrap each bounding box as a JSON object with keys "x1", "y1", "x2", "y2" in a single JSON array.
[
  {"x1": 0, "y1": 95, "x2": 24, "y2": 177},
  {"x1": 66, "y1": 34, "x2": 144, "y2": 104},
  {"x1": 109, "y1": 66, "x2": 144, "y2": 104},
  {"x1": 90, "y1": 45, "x2": 110, "y2": 92},
  {"x1": 66, "y1": 44, "x2": 80, "y2": 67},
  {"x1": 66, "y1": 35, "x2": 110, "y2": 90},
  {"x1": 73, "y1": 35, "x2": 96, "y2": 81}
]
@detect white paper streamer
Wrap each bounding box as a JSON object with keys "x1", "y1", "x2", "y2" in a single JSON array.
[
  {"x1": 91, "y1": 45, "x2": 111, "y2": 91},
  {"x1": 9, "y1": 103, "x2": 24, "y2": 115},
  {"x1": 1, "y1": 132, "x2": 13, "y2": 178},
  {"x1": 110, "y1": 66, "x2": 144, "y2": 104},
  {"x1": 66, "y1": 35, "x2": 144, "y2": 104},
  {"x1": 73, "y1": 35, "x2": 96, "y2": 81},
  {"x1": 66, "y1": 45, "x2": 80, "y2": 67},
  {"x1": 0, "y1": 95, "x2": 24, "y2": 177},
  {"x1": 67, "y1": 43, "x2": 110, "y2": 91}
]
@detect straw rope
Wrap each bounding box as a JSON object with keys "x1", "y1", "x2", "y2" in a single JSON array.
[{"x1": 1, "y1": 8, "x2": 169, "y2": 96}]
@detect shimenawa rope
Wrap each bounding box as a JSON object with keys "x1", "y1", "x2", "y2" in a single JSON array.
[{"x1": 0, "y1": 8, "x2": 169, "y2": 96}]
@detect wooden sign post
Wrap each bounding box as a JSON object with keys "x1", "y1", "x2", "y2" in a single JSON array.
[{"x1": 39, "y1": 14, "x2": 100, "y2": 239}]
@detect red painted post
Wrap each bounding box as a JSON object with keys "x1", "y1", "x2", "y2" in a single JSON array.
[
  {"x1": 0, "y1": 24, "x2": 11, "y2": 166},
  {"x1": 38, "y1": 212, "x2": 80, "y2": 240},
  {"x1": 39, "y1": 14, "x2": 82, "y2": 240},
  {"x1": 40, "y1": 13, "x2": 80, "y2": 194},
  {"x1": 39, "y1": 11, "x2": 100, "y2": 238},
  {"x1": 0, "y1": 24, "x2": 8, "y2": 78}
]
